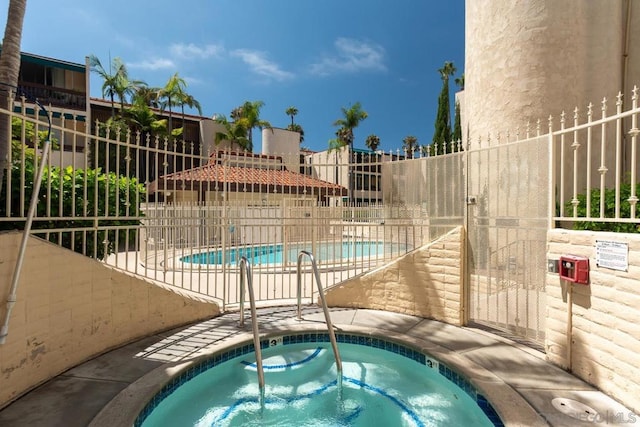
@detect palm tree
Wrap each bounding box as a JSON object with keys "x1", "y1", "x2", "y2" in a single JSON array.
[
  {"x1": 0, "y1": 0, "x2": 27, "y2": 197},
  {"x1": 402, "y1": 135, "x2": 418, "y2": 159},
  {"x1": 454, "y1": 73, "x2": 465, "y2": 91},
  {"x1": 114, "y1": 70, "x2": 144, "y2": 114},
  {"x1": 365, "y1": 134, "x2": 381, "y2": 152},
  {"x1": 432, "y1": 61, "x2": 456, "y2": 155},
  {"x1": 157, "y1": 72, "x2": 187, "y2": 135},
  {"x1": 125, "y1": 97, "x2": 167, "y2": 135},
  {"x1": 89, "y1": 54, "x2": 119, "y2": 118},
  {"x1": 120, "y1": 98, "x2": 167, "y2": 182},
  {"x1": 285, "y1": 106, "x2": 303, "y2": 143},
  {"x1": 230, "y1": 106, "x2": 243, "y2": 121},
  {"x1": 331, "y1": 110, "x2": 368, "y2": 203},
  {"x1": 213, "y1": 115, "x2": 251, "y2": 151},
  {"x1": 285, "y1": 106, "x2": 298, "y2": 126},
  {"x1": 332, "y1": 102, "x2": 368, "y2": 149},
  {"x1": 89, "y1": 55, "x2": 138, "y2": 119},
  {"x1": 287, "y1": 123, "x2": 305, "y2": 144},
  {"x1": 231, "y1": 100, "x2": 271, "y2": 152},
  {"x1": 135, "y1": 86, "x2": 161, "y2": 108},
  {"x1": 177, "y1": 92, "x2": 202, "y2": 140},
  {"x1": 328, "y1": 127, "x2": 351, "y2": 152},
  {"x1": 439, "y1": 61, "x2": 456, "y2": 81}
]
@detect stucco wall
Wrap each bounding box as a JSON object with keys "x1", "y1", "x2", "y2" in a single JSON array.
[
  {"x1": 199, "y1": 119, "x2": 235, "y2": 156},
  {"x1": 261, "y1": 127, "x2": 301, "y2": 173},
  {"x1": 326, "y1": 226, "x2": 464, "y2": 325},
  {"x1": 0, "y1": 232, "x2": 219, "y2": 408},
  {"x1": 546, "y1": 229, "x2": 640, "y2": 413},
  {"x1": 464, "y1": 0, "x2": 627, "y2": 147}
]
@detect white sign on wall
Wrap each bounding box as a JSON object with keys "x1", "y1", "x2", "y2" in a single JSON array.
[{"x1": 595, "y1": 240, "x2": 628, "y2": 272}]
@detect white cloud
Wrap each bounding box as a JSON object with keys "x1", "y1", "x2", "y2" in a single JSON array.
[
  {"x1": 310, "y1": 38, "x2": 386, "y2": 76},
  {"x1": 231, "y1": 49, "x2": 294, "y2": 81},
  {"x1": 170, "y1": 43, "x2": 223, "y2": 59},
  {"x1": 127, "y1": 58, "x2": 176, "y2": 71}
]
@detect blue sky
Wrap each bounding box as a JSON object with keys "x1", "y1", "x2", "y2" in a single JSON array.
[{"x1": 6, "y1": 0, "x2": 465, "y2": 153}]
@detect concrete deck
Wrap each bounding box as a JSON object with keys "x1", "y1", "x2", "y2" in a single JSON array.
[{"x1": 0, "y1": 307, "x2": 637, "y2": 426}]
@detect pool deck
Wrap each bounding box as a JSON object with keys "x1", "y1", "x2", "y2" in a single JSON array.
[{"x1": 0, "y1": 306, "x2": 637, "y2": 426}]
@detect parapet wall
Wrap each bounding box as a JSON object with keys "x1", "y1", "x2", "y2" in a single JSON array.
[
  {"x1": 546, "y1": 229, "x2": 640, "y2": 413},
  {"x1": 0, "y1": 232, "x2": 219, "y2": 409},
  {"x1": 326, "y1": 226, "x2": 464, "y2": 325}
]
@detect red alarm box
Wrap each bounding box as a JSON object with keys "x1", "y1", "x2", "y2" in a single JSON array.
[{"x1": 559, "y1": 255, "x2": 589, "y2": 285}]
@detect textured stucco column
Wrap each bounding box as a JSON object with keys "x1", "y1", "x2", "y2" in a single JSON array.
[
  {"x1": 261, "y1": 127, "x2": 301, "y2": 172},
  {"x1": 326, "y1": 226, "x2": 465, "y2": 326},
  {"x1": 464, "y1": 0, "x2": 625, "y2": 147}
]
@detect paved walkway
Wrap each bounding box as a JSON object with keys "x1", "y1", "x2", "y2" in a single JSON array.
[{"x1": 0, "y1": 307, "x2": 637, "y2": 426}]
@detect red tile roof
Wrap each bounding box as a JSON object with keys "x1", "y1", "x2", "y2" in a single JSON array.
[{"x1": 150, "y1": 154, "x2": 347, "y2": 197}]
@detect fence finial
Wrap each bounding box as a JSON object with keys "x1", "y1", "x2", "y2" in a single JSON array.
[{"x1": 616, "y1": 91, "x2": 624, "y2": 109}]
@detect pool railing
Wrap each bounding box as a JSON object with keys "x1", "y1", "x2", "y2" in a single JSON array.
[
  {"x1": 296, "y1": 251, "x2": 343, "y2": 380},
  {"x1": 237, "y1": 257, "x2": 265, "y2": 408}
]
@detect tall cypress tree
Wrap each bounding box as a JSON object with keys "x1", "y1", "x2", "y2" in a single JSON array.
[
  {"x1": 451, "y1": 73, "x2": 464, "y2": 152},
  {"x1": 431, "y1": 61, "x2": 456, "y2": 155},
  {"x1": 452, "y1": 100, "x2": 462, "y2": 152}
]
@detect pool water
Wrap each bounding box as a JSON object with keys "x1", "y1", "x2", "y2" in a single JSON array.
[
  {"x1": 140, "y1": 341, "x2": 498, "y2": 427},
  {"x1": 180, "y1": 241, "x2": 407, "y2": 265}
]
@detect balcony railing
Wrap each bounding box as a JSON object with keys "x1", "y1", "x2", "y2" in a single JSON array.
[{"x1": 17, "y1": 82, "x2": 86, "y2": 110}]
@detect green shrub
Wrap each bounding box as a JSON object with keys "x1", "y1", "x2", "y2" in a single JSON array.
[
  {"x1": 1, "y1": 122, "x2": 146, "y2": 260},
  {"x1": 568, "y1": 183, "x2": 640, "y2": 233}
]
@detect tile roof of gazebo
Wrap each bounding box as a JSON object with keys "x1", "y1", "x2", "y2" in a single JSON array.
[{"x1": 149, "y1": 151, "x2": 347, "y2": 196}]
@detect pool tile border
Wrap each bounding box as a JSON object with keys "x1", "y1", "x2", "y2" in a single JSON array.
[{"x1": 134, "y1": 332, "x2": 504, "y2": 427}]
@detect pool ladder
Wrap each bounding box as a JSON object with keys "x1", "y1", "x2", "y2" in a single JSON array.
[
  {"x1": 238, "y1": 257, "x2": 265, "y2": 407},
  {"x1": 237, "y1": 252, "x2": 343, "y2": 407},
  {"x1": 296, "y1": 251, "x2": 343, "y2": 376}
]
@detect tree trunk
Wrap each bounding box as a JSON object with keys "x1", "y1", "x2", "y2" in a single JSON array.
[{"x1": 0, "y1": 0, "x2": 27, "y2": 198}]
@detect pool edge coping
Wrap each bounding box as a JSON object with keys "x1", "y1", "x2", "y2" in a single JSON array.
[{"x1": 88, "y1": 322, "x2": 546, "y2": 427}]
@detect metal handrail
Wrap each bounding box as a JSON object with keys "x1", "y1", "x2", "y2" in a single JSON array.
[
  {"x1": 296, "y1": 251, "x2": 343, "y2": 375},
  {"x1": 238, "y1": 257, "x2": 265, "y2": 407},
  {"x1": 1, "y1": 89, "x2": 52, "y2": 345}
]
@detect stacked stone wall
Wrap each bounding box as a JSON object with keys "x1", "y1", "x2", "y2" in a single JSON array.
[
  {"x1": 326, "y1": 226, "x2": 464, "y2": 325},
  {"x1": 546, "y1": 229, "x2": 640, "y2": 413}
]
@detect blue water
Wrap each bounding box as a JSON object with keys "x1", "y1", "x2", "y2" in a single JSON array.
[
  {"x1": 141, "y1": 343, "x2": 497, "y2": 427},
  {"x1": 180, "y1": 241, "x2": 406, "y2": 265}
]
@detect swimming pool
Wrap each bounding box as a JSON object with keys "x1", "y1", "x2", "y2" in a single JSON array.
[
  {"x1": 180, "y1": 241, "x2": 408, "y2": 266},
  {"x1": 136, "y1": 333, "x2": 503, "y2": 426}
]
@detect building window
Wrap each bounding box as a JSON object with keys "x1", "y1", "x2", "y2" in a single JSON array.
[{"x1": 354, "y1": 173, "x2": 380, "y2": 191}]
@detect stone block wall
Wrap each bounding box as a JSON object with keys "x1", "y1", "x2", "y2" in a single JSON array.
[
  {"x1": 326, "y1": 226, "x2": 464, "y2": 325},
  {"x1": 546, "y1": 229, "x2": 640, "y2": 413},
  {"x1": 0, "y1": 232, "x2": 219, "y2": 408}
]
